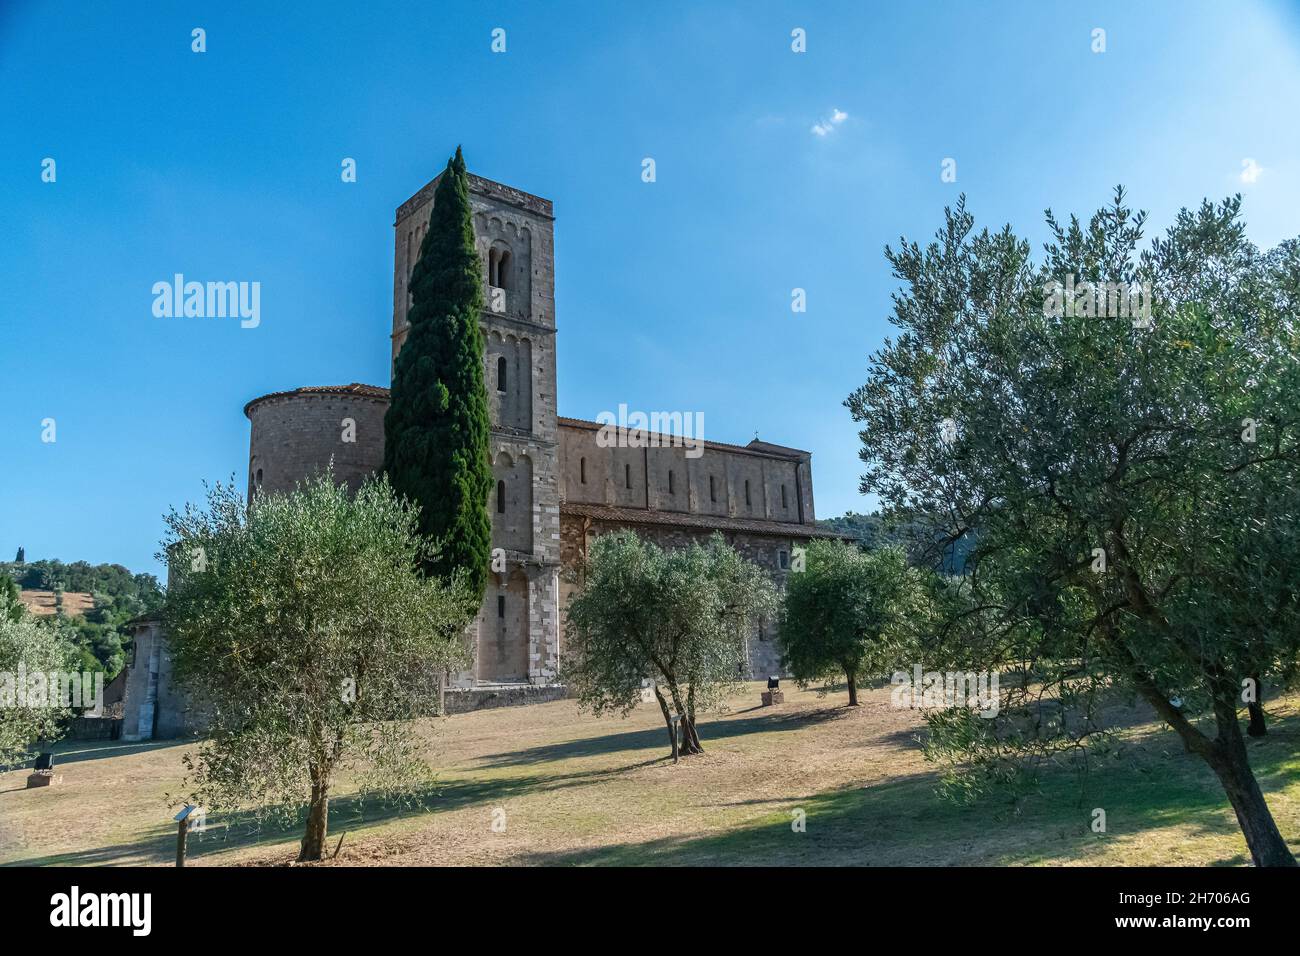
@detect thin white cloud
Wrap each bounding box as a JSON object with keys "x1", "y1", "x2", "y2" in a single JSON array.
[
  {"x1": 811, "y1": 107, "x2": 848, "y2": 137},
  {"x1": 1240, "y1": 158, "x2": 1263, "y2": 184}
]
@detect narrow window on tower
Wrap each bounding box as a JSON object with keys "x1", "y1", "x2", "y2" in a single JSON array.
[
  {"x1": 497, "y1": 480, "x2": 506, "y2": 514},
  {"x1": 488, "y1": 244, "x2": 512, "y2": 290},
  {"x1": 781, "y1": 485, "x2": 788, "y2": 509},
  {"x1": 779, "y1": 550, "x2": 790, "y2": 570},
  {"x1": 497, "y1": 595, "x2": 505, "y2": 618},
  {"x1": 709, "y1": 476, "x2": 717, "y2": 503},
  {"x1": 580, "y1": 457, "x2": 586, "y2": 484},
  {"x1": 668, "y1": 470, "x2": 675, "y2": 495},
  {"x1": 625, "y1": 463, "x2": 631, "y2": 489},
  {"x1": 498, "y1": 249, "x2": 511, "y2": 290},
  {"x1": 745, "y1": 479, "x2": 751, "y2": 507},
  {"x1": 497, "y1": 355, "x2": 507, "y2": 393}
]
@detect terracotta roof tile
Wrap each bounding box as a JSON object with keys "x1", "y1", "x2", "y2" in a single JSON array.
[
  {"x1": 244, "y1": 383, "x2": 390, "y2": 418},
  {"x1": 556, "y1": 417, "x2": 808, "y2": 461}
]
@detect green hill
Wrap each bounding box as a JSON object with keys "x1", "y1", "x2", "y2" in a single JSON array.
[{"x1": 2, "y1": 557, "x2": 163, "y2": 677}]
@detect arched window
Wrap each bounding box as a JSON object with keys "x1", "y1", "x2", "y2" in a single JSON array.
[
  {"x1": 497, "y1": 355, "x2": 507, "y2": 393},
  {"x1": 256, "y1": 468, "x2": 263, "y2": 487},
  {"x1": 498, "y1": 248, "x2": 511, "y2": 289},
  {"x1": 497, "y1": 480, "x2": 506, "y2": 514},
  {"x1": 488, "y1": 244, "x2": 513, "y2": 290}
]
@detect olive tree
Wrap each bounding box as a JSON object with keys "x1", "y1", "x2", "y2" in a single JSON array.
[
  {"x1": 161, "y1": 472, "x2": 475, "y2": 861},
  {"x1": 846, "y1": 189, "x2": 1300, "y2": 866},
  {"x1": 0, "y1": 613, "x2": 77, "y2": 766},
  {"x1": 2, "y1": 577, "x2": 26, "y2": 623},
  {"x1": 563, "y1": 531, "x2": 776, "y2": 758},
  {"x1": 778, "y1": 541, "x2": 919, "y2": 705}
]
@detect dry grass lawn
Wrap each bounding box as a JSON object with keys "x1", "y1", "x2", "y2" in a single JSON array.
[{"x1": 2, "y1": 681, "x2": 1298, "y2": 866}]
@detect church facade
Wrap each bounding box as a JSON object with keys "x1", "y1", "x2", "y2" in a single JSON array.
[{"x1": 124, "y1": 170, "x2": 835, "y2": 736}]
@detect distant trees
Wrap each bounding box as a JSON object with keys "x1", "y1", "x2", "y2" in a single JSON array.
[
  {"x1": 5, "y1": 559, "x2": 163, "y2": 607},
  {"x1": 563, "y1": 531, "x2": 776, "y2": 758},
  {"x1": 161, "y1": 473, "x2": 474, "y2": 861},
  {"x1": 0, "y1": 613, "x2": 77, "y2": 765},
  {"x1": 778, "y1": 542, "x2": 920, "y2": 706},
  {"x1": 384, "y1": 146, "x2": 493, "y2": 604},
  {"x1": 817, "y1": 512, "x2": 906, "y2": 553},
  {"x1": 68, "y1": 612, "x2": 127, "y2": 677},
  {"x1": 818, "y1": 512, "x2": 974, "y2": 573},
  {"x1": 0, "y1": 560, "x2": 163, "y2": 677},
  {"x1": 845, "y1": 188, "x2": 1300, "y2": 866}
]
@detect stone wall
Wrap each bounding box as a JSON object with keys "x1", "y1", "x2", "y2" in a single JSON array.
[
  {"x1": 487, "y1": 329, "x2": 533, "y2": 432},
  {"x1": 246, "y1": 386, "x2": 388, "y2": 497},
  {"x1": 558, "y1": 420, "x2": 815, "y2": 525},
  {"x1": 121, "y1": 619, "x2": 205, "y2": 741},
  {"x1": 392, "y1": 172, "x2": 557, "y2": 364},
  {"x1": 394, "y1": 172, "x2": 562, "y2": 688},
  {"x1": 558, "y1": 514, "x2": 812, "y2": 680},
  {"x1": 66, "y1": 716, "x2": 121, "y2": 741},
  {"x1": 443, "y1": 682, "x2": 568, "y2": 714}
]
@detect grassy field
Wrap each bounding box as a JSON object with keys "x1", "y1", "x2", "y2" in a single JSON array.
[
  {"x1": 18, "y1": 589, "x2": 94, "y2": 618},
  {"x1": 2, "y1": 681, "x2": 1298, "y2": 866}
]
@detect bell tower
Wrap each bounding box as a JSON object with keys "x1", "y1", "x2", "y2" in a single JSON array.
[{"x1": 392, "y1": 171, "x2": 561, "y2": 685}]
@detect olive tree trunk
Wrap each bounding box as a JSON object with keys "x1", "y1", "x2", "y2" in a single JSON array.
[
  {"x1": 298, "y1": 768, "x2": 331, "y2": 862},
  {"x1": 666, "y1": 680, "x2": 703, "y2": 756},
  {"x1": 1140, "y1": 683, "x2": 1295, "y2": 867},
  {"x1": 1246, "y1": 674, "x2": 1267, "y2": 737},
  {"x1": 1207, "y1": 700, "x2": 1292, "y2": 866},
  {"x1": 652, "y1": 684, "x2": 678, "y2": 760}
]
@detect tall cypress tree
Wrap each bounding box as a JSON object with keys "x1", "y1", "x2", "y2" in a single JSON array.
[{"x1": 384, "y1": 147, "x2": 492, "y2": 603}]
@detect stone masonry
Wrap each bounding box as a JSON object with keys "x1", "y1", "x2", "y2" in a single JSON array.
[{"x1": 121, "y1": 169, "x2": 836, "y2": 736}]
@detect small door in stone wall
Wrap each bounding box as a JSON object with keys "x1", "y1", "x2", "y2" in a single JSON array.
[{"x1": 479, "y1": 568, "x2": 530, "y2": 681}]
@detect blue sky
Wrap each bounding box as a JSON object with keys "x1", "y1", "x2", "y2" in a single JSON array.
[{"x1": 3, "y1": 0, "x2": 1300, "y2": 579}]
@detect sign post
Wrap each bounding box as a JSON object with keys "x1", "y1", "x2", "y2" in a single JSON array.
[{"x1": 174, "y1": 805, "x2": 203, "y2": 867}]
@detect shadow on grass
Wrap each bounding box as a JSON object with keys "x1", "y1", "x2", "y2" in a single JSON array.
[
  {"x1": 0, "y1": 738, "x2": 190, "y2": 775},
  {"x1": 10, "y1": 696, "x2": 1299, "y2": 867},
  {"x1": 2, "y1": 757, "x2": 671, "y2": 867},
  {"x1": 52, "y1": 739, "x2": 190, "y2": 766},
  {"x1": 508, "y1": 711, "x2": 1300, "y2": 867},
  {"x1": 474, "y1": 702, "x2": 858, "y2": 771}
]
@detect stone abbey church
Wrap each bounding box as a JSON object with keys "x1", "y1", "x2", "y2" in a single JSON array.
[{"x1": 124, "y1": 170, "x2": 835, "y2": 738}]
